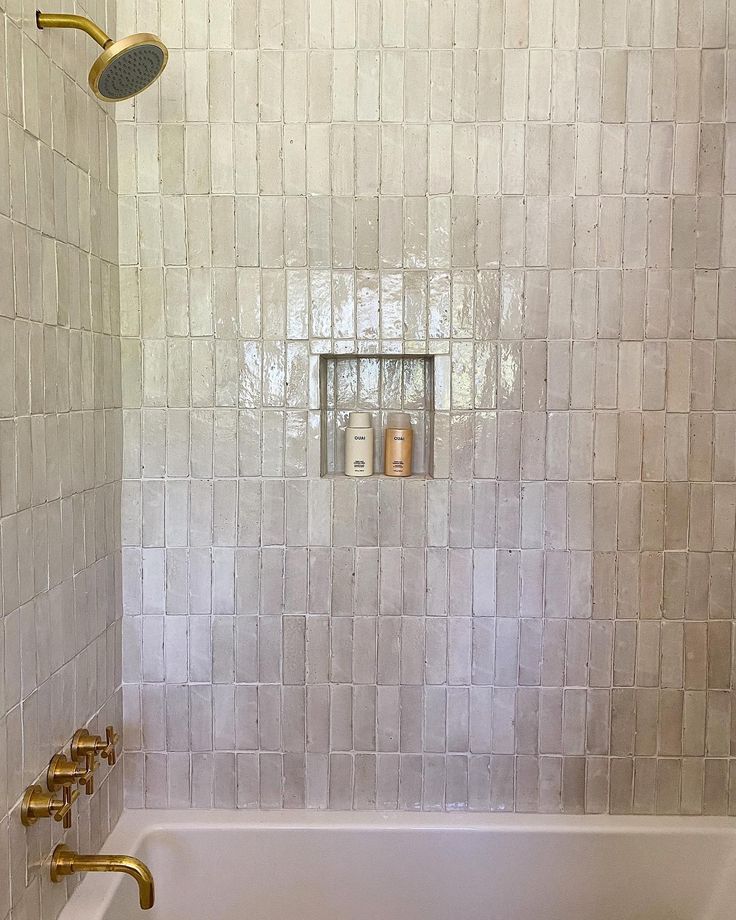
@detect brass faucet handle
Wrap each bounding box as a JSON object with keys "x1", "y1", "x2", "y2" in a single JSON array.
[
  {"x1": 47, "y1": 753, "x2": 89, "y2": 790},
  {"x1": 101, "y1": 725, "x2": 119, "y2": 765},
  {"x1": 21, "y1": 785, "x2": 64, "y2": 826},
  {"x1": 55, "y1": 786, "x2": 80, "y2": 829},
  {"x1": 81, "y1": 752, "x2": 99, "y2": 795},
  {"x1": 71, "y1": 727, "x2": 102, "y2": 758},
  {"x1": 70, "y1": 729, "x2": 102, "y2": 793}
]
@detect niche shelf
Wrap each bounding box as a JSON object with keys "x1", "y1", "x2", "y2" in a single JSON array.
[{"x1": 319, "y1": 353, "x2": 435, "y2": 478}]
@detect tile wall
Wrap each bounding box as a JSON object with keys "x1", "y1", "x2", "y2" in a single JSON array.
[
  {"x1": 119, "y1": 0, "x2": 736, "y2": 814},
  {"x1": 0, "y1": 2, "x2": 123, "y2": 920}
]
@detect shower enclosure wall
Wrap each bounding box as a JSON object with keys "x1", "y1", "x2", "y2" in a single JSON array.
[
  {"x1": 0, "y1": 3, "x2": 124, "y2": 920},
  {"x1": 118, "y1": 0, "x2": 736, "y2": 816},
  {"x1": 3, "y1": 1, "x2": 736, "y2": 919}
]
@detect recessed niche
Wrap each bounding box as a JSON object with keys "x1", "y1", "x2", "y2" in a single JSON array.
[{"x1": 319, "y1": 354, "x2": 435, "y2": 478}]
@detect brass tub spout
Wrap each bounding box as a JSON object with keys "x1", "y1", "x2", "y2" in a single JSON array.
[{"x1": 51, "y1": 844, "x2": 155, "y2": 910}]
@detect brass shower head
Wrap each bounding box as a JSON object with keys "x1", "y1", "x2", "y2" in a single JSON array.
[{"x1": 36, "y1": 11, "x2": 168, "y2": 102}]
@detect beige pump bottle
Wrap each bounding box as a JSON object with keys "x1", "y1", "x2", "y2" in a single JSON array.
[
  {"x1": 384, "y1": 412, "x2": 413, "y2": 477},
  {"x1": 345, "y1": 412, "x2": 374, "y2": 477}
]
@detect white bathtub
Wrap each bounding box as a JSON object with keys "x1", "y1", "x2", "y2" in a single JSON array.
[{"x1": 57, "y1": 811, "x2": 736, "y2": 920}]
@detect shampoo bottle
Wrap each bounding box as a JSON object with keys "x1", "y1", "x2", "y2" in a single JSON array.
[
  {"x1": 345, "y1": 412, "x2": 374, "y2": 477},
  {"x1": 384, "y1": 412, "x2": 413, "y2": 477}
]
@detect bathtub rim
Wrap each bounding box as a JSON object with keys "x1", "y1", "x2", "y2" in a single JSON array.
[{"x1": 108, "y1": 808, "x2": 736, "y2": 837}]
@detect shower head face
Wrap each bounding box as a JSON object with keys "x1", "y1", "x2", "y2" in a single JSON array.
[{"x1": 89, "y1": 33, "x2": 168, "y2": 102}]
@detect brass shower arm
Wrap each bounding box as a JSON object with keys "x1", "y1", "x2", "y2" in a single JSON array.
[
  {"x1": 36, "y1": 12, "x2": 113, "y2": 49},
  {"x1": 36, "y1": 10, "x2": 169, "y2": 102}
]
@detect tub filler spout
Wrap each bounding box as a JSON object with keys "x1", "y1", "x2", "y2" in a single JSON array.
[{"x1": 51, "y1": 844, "x2": 155, "y2": 909}]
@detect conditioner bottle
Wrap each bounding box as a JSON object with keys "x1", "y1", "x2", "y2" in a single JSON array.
[
  {"x1": 345, "y1": 412, "x2": 374, "y2": 477},
  {"x1": 384, "y1": 412, "x2": 413, "y2": 477}
]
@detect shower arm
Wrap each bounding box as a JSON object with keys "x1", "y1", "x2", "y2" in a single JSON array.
[{"x1": 36, "y1": 12, "x2": 113, "y2": 49}]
